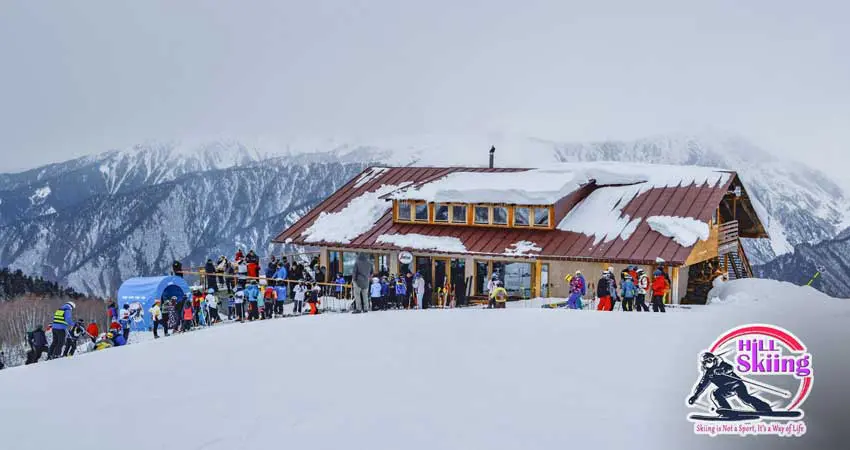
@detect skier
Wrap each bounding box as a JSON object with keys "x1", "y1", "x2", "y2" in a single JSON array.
[
  {"x1": 181, "y1": 301, "x2": 194, "y2": 332},
  {"x1": 394, "y1": 277, "x2": 407, "y2": 309},
  {"x1": 566, "y1": 270, "x2": 585, "y2": 309},
  {"x1": 263, "y1": 285, "x2": 277, "y2": 319},
  {"x1": 25, "y1": 325, "x2": 48, "y2": 364},
  {"x1": 234, "y1": 290, "x2": 245, "y2": 322},
  {"x1": 606, "y1": 267, "x2": 620, "y2": 311},
  {"x1": 621, "y1": 275, "x2": 637, "y2": 311},
  {"x1": 119, "y1": 303, "x2": 131, "y2": 341},
  {"x1": 293, "y1": 281, "x2": 307, "y2": 315},
  {"x1": 48, "y1": 301, "x2": 75, "y2": 359},
  {"x1": 245, "y1": 281, "x2": 260, "y2": 321},
  {"x1": 334, "y1": 273, "x2": 346, "y2": 299},
  {"x1": 352, "y1": 253, "x2": 372, "y2": 313},
  {"x1": 255, "y1": 283, "x2": 266, "y2": 320},
  {"x1": 688, "y1": 352, "x2": 772, "y2": 412},
  {"x1": 491, "y1": 281, "x2": 508, "y2": 308},
  {"x1": 413, "y1": 272, "x2": 425, "y2": 310},
  {"x1": 307, "y1": 283, "x2": 321, "y2": 315},
  {"x1": 596, "y1": 272, "x2": 612, "y2": 311},
  {"x1": 274, "y1": 264, "x2": 289, "y2": 290},
  {"x1": 635, "y1": 268, "x2": 650, "y2": 312},
  {"x1": 370, "y1": 277, "x2": 382, "y2": 311},
  {"x1": 206, "y1": 289, "x2": 221, "y2": 323},
  {"x1": 62, "y1": 319, "x2": 86, "y2": 356},
  {"x1": 150, "y1": 299, "x2": 165, "y2": 338},
  {"x1": 651, "y1": 269, "x2": 668, "y2": 313},
  {"x1": 486, "y1": 274, "x2": 498, "y2": 309},
  {"x1": 165, "y1": 297, "x2": 178, "y2": 333},
  {"x1": 107, "y1": 301, "x2": 119, "y2": 328},
  {"x1": 86, "y1": 320, "x2": 100, "y2": 344}
]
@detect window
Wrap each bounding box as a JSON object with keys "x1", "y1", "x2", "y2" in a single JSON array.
[
  {"x1": 475, "y1": 261, "x2": 489, "y2": 295},
  {"x1": 493, "y1": 206, "x2": 508, "y2": 225},
  {"x1": 451, "y1": 205, "x2": 467, "y2": 224},
  {"x1": 435, "y1": 204, "x2": 449, "y2": 222},
  {"x1": 534, "y1": 208, "x2": 550, "y2": 227},
  {"x1": 474, "y1": 206, "x2": 490, "y2": 224},
  {"x1": 415, "y1": 203, "x2": 429, "y2": 222},
  {"x1": 514, "y1": 207, "x2": 530, "y2": 227},
  {"x1": 342, "y1": 252, "x2": 357, "y2": 276},
  {"x1": 328, "y1": 251, "x2": 341, "y2": 277},
  {"x1": 397, "y1": 202, "x2": 411, "y2": 221}
]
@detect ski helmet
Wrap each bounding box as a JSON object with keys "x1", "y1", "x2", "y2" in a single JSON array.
[
  {"x1": 66, "y1": 301, "x2": 76, "y2": 309},
  {"x1": 701, "y1": 352, "x2": 719, "y2": 369},
  {"x1": 208, "y1": 288, "x2": 215, "y2": 294}
]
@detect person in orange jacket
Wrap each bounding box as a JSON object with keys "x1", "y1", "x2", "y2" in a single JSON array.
[
  {"x1": 651, "y1": 269, "x2": 669, "y2": 313},
  {"x1": 86, "y1": 321, "x2": 99, "y2": 344}
]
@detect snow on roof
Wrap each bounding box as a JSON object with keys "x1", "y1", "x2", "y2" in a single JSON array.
[
  {"x1": 353, "y1": 167, "x2": 389, "y2": 188},
  {"x1": 557, "y1": 164, "x2": 730, "y2": 245},
  {"x1": 301, "y1": 183, "x2": 411, "y2": 244},
  {"x1": 376, "y1": 233, "x2": 467, "y2": 253},
  {"x1": 504, "y1": 240, "x2": 542, "y2": 256},
  {"x1": 645, "y1": 216, "x2": 710, "y2": 247},
  {"x1": 389, "y1": 162, "x2": 729, "y2": 206}
]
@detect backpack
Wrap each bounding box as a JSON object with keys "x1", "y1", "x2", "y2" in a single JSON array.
[{"x1": 264, "y1": 288, "x2": 276, "y2": 300}]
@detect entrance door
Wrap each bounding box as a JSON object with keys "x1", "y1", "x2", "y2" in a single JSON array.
[{"x1": 433, "y1": 258, "x2": 450, "y2": 308}]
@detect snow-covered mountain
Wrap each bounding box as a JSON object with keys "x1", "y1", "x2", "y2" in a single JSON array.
[{"x1": 1, "y1": 134, "x2": 846, "y2": 297}]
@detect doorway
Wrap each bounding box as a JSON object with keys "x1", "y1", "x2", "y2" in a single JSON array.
[
  {"x1": 433, "y1": 258, "x2": 450, "y2": 307},
  {"x1": 415, "y1": 256, "x2": 432, "y2": 309}
]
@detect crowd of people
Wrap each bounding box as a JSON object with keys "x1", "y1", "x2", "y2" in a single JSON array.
[{"x1": 18, "y1": 249, "x2": 678, "y2": 367}]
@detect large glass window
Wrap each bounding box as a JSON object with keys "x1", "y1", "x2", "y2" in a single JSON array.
[
  {"x1": 435, "y1": 204, "x2": 449, "y2": 222},
  {"x1": 342, "y1": 252, "x2": 357, "y2": 276},
  {"x1": 415, "y1": 203, "x2": 429, "y2": 222},
  {"x1": 474, "y1": 206, "x2": 489, "y2": 224},
  {"x1": 514, "y1": 207, "x2": 530, "y2": 227},
  {"x1": 397, "y1": 202, "x2": 411, "y2": 221},
  {"x1": 451, "y1": 205, "x2": 467, "y2": 224},
  {"x1": 328, "y1": 251, "x2": 341, "y2": 277},
  {"x1": 377, "y1": 254, "x2": 389, "y2": 276},
  {"x1": 503, "y1": 262, "x2": 533, "y2": 298},
  {"x1": 475, "y1": 261, "x2": 489, "y2": 295},
  {"x1": 493, "y1": 206, "x2": 508, "y2": 225},
  {"x1": 534, "y1": 208, "x2": 550, "y2": 227},
  {"x1": 540, "y1": 263, "x2": 549, "y2": 297}
]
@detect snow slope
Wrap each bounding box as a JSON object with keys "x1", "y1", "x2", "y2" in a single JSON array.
[{"x1": 0, "y1": 279, "x2": 846, "y2": 450}]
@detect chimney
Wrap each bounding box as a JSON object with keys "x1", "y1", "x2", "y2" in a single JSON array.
[{"x1": 489, "y1": 145, "x2": 495, "y2": 168}]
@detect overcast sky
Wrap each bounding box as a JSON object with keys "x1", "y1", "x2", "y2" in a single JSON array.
[{"x1": 0, "y1": 0, "x2": 847, "y2": 184}]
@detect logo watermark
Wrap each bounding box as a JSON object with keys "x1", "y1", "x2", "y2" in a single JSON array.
[{"x1": 686, "y1": 324, "x2": 813, "y2": 437}]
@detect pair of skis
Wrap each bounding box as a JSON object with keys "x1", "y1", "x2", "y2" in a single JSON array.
[{"x1": 689, "y1": 408, "x2": 801, "y2": 421}]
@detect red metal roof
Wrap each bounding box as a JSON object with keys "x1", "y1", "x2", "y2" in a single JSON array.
[{"x1": 273, "y1": 166, "x2": 736, "y2": 265}]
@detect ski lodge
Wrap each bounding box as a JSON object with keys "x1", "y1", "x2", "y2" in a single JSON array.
[{"x1": 272, "y1": 161, "x2": 768, "y2": 305}]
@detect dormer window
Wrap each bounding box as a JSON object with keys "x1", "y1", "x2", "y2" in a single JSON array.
[
  {"x1": 493, "y1": 206, "x2": 508, "y2": 225},
  {"x1": 414, "y1": 203, "x2": 429, "y2": 222},
  {"x1": 435, "y1": 204, "x2": 449, "y2": 222},
  {"x1": 534, "y1": 208, "x2": 551, "y2": 227},
  {"x1": 474, "y1": 206, "x2": 490, "y2": 224},
  {"x1": 398, "y1": 202, "x2": 412, "y2": 222},
  {"x1": 451, "y1": 205, "x2": 467, "y2": 224},
  {"x1": 514, "y1": 207, "x2": 530, "y2": 227}
]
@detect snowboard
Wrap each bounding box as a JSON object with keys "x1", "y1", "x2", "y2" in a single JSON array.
[{"x1": 541, "y1": 301, "x2": 568, "y2": 309}]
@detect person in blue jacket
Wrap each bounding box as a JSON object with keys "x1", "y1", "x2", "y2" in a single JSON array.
[
  {"x1": 245, "y1": 281, "x2": 261, "y2": 321},
  {"x1": 112, "y1": 331, "x2": 127, "y2": 347},
  {"x1": 273, "y1": 264, "x2": 288, "y2": 286},
  {"x1": 334, "y1": 273, "x2": 346, "y2": 298},
  {"x1": 48, "y1": 301, "x2": 75, "y2": 359}
]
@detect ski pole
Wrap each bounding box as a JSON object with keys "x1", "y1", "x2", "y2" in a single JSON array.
[{"x1": 729, "y1": 374, "x2": 791, "y2": 398}]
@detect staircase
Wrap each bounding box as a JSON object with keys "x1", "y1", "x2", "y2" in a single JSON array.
[{"x1": 718, "y1": 221, "x2": 752, "y2": 280}]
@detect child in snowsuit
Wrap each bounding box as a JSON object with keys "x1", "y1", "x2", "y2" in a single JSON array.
[
  {"x1": 394, "y1": 278, "x2": 407, "y2": 309},
  {"x1": 370, "y1": 277, "x2": 382, "y2": 311},
  {"x1": 307, "y1": 283, "x2": 321, "y2": 315},
  {"x1": 293, "y1": 281, "x2": 307, "y2": 315},
  {"x1": 621, "y1": 276, "x2": 637, "y2": 311},
  {"x1": 492, "y1": 281, "x2": 508, "y2": 309},
  {"x1": 182, "y1": 302, "x2": 194, "y2": 331},
  {"x1": 334, "y1": 274, "x2": 346, "y2": 299},
  {"x1": 635, "y1": 269, "x2": 650, "y2": 311},
  {"x1": 263, "y1": 286, "x2": 277, "y2": 319},
  {"x1": 566, "y1": 271, "x2": 585, "y2": 309},
  {"x1": 234, "y1": 291, "x2": 245, "y2": 322}
]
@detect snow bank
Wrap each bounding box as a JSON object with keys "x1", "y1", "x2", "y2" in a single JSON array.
[
  {"x1": 376, "y1": 233, "x2": 467, "y2": 253},
  {"x1": 504, "y1": 240, "x2": 542, "y2": 256},
  {"x1": 391, "y1": 162, "x2": 729, "y2": 206},
  {"x1": 646, "y1": 216, "x2": 710, "y2": 247},
  {"x1": 301, "y1": 183, "x2": 410, "y2": 244},
  {"x1": 2, "y1": 279, "x2": 846, "y2": 450}
]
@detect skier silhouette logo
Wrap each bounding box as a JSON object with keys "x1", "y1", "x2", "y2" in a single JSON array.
[{"x1": 687, "y1": 324, "x2": 813, "y2": 437}]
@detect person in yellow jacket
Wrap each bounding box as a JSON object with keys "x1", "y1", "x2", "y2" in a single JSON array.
[
  {"x1": 492, "y1": 281, "x2": 508, "y2": 309},
  {"x1": 149, "y1": 299, "x2": 166, "y2": 339}
]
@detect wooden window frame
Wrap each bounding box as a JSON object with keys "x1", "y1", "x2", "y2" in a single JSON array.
[
  {"x1": 450, "y1": 204, "x2": 468, "y2": 225},
  {"x1": 395, "y1": 201, "x2": 413, "y2": 223},
  {"x1": 532, "y1": 206, "x2": 552, "y2": 229},
  {"x1": 414, "y1": 202, "x2": 430, "y2": 222},
  {"x1": 513, "y1": 206, "x2": 531, "y2": 227},
  {"x1": 492, "y1": 205, "x2": 509, "y2": 226},
  {"x1": 434, "y1": 203, "x2": 450, "y2": 223},
  {"x1": 473, "y1": 205, "x2": 491, "y2": 225}
]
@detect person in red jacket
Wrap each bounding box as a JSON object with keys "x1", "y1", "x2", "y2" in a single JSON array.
[
  {"x1": 651, "y1": 269, "x2": 669, "y2": 313},
  {"x1": 86, "y1": 321, "x2": 99, "y2": 343}
]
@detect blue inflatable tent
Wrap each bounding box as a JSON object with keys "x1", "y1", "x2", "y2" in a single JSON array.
[{"x1": 116, "y1": 276, "x2": 190, "y2": 330}]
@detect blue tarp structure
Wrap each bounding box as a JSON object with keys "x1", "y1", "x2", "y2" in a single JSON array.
[{"x1": 116, "y1": 276, "x2": 190, "y2": 330}]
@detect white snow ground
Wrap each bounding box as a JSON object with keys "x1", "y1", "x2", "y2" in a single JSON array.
[{"x1": 0, "y1": 279, "x2": 847, "y2": 450}]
